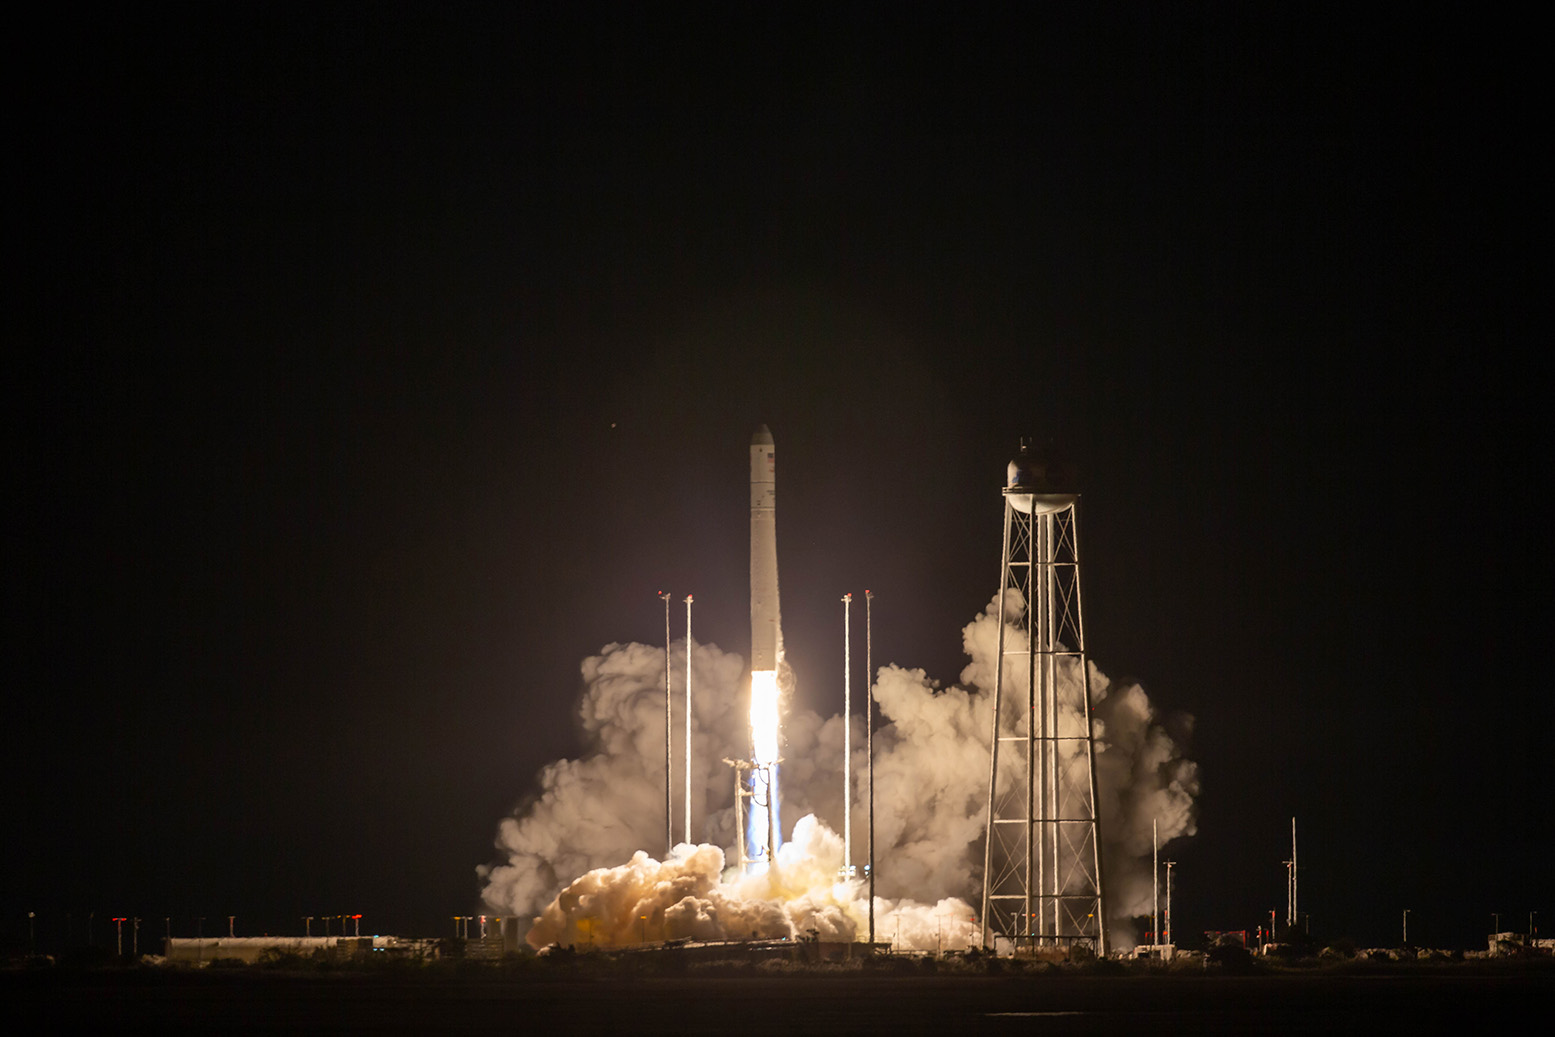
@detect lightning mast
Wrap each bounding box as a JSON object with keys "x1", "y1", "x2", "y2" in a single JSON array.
[
  {"x1": 867, "y1": 589, "x2": 876, "y2": 946},
  {"x1": 842, "y1": 592, "x2": 853, "y2": 877},
  {"x1": 661, "y1": 591, "x2": 673, "y2": 856},
  {"x1": 684, "y1": 594, "x2": 694, "y2": 845},
  {"x1": 1285, "y1": 816, "x2": 1298, "y2": 930}
]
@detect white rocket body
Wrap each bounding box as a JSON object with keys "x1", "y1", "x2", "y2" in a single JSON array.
[
  {"x1": 746, "y1": 424, "x2": 783, "y2": 868},
  {"x1": 750, "y1": 425, "x2": 779, "y2": 671}
]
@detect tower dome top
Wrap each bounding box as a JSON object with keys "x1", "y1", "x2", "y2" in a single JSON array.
[{"x1": 1006, "y1": 439, "x2": 1077, "y2": 514}]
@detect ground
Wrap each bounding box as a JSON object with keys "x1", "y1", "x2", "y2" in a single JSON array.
[{"x1": 6, "y1": 961, "x2": 1551, "y2": 1033}]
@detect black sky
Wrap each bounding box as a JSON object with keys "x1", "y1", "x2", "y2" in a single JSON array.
[{"x1": 6, "y1": 3, "x2": 1547, "y2": 950}]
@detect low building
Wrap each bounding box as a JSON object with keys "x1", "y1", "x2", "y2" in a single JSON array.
[
  {"x1": 1134, "y1": 943, "x2": 1176, "y2": 960},
  {"x1": 464, "y1": 917, "x2": 526, "y2": 960},
  {"x1": 164, "y1": 935, "x2": 432, "y2": 964},
  {"x1": 1488, "y1": 932, "x2": 1555, "y2": 957}
]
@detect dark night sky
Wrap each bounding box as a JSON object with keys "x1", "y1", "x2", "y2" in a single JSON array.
[{"x1": 6, "y1": 4, "x2": 1547, "y2": 949}]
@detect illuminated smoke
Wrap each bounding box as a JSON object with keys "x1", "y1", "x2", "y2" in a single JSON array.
[
  {"x1": 480, "y1": 597, "x2": 1197, "y2": 949},
  {"x1": 527, "y1": 812, "x2": 977, "y2": 950},
  {"x1": 477, "y1": 640, "x2": 745, "y2": 917}
]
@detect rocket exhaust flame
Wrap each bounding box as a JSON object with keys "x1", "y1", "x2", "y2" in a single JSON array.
[
  {"x1": 747, "y1": 668, "x2": 781, "y2": 871},
  {"x1": 750, "y1": 670, "x2": 780, "y2": 764}
]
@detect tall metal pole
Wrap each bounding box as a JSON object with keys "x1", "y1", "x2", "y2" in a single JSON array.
[
  {"x1": 1041, "y1": 512, "x2": 1054, "y2": 946},
  {"x1": 684, "y1": 594, "x2": 694, "y2": 845},
  {"x1": 726, "y1": 759, "x2": 749, "y2": 872},
  {"x1": 1153, "y1": 818, "x2": 1159, "y2": 949},
  {"x1": 980, "y1": 500, "x2": 1013, "y2": 951},
  {"x1": 766, "y1": 762, "x2": 777, "y2": 872},
  {"x1": 1073, "y1": 501, "x2": 1109, "y2": 957},
  {"x1": 1027, "y1": 514, "x2": 1039, "y2": 947},
  {"x1": 842, "y1": 592, "x2": 852, "y2": 875},
  {"x1": 661, "y1": 591, "x2": 673, "y2": 856},
  {"x1": 1291, "y1": 817, "x2": 1298, "y2": 931},
  {"x1": 867, "y1": 589, "x2": 876, "y2": 947}
]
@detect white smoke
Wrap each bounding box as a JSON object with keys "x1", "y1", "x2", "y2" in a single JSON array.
[
  {"x1": 526, "y1": 813, "x2": 978, "y2": 951},
  {"x1": 479, "y1": 597, "x2": 1197, "y2": 950}
]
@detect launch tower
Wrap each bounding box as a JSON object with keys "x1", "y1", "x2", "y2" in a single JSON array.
[{"x1": 980, "y1": 441, "x2": 1108, "y2": 955}]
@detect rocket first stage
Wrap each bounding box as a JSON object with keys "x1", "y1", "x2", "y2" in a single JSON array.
[
  {"x1": 747, "y1": 425, "x2": 783, "y2": 869},
  {"x1": 750, "y1": 425, "x2": 779, "y2": 670}
]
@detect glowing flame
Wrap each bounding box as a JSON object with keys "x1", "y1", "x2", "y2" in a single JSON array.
[
  {"x1": 750, "y1": 669, "x2": 780, "y2": 765},
  {"x1": 747, "y1": 668, "x2": 782, "y2": 871}
]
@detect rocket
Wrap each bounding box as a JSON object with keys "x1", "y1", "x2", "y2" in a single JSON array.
[
  {"x1": 747, "y1": 424, "x2": 783, "y2": 867},
  {"x1": 749, "y1": 425, "x2": 780, "y2": 671}
]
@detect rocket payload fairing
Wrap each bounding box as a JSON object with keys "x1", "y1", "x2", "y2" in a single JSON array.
[{"x1": 750, "y1": 425, "x2": 779, "y2": 670}]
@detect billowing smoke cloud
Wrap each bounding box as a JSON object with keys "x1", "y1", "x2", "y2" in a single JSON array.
[
  {"x1": 527, "y1": 814, "x2": 977, "y2": 951},
  {"x1": 477, "y1": 640, "x2": 746, "y2": 916},
  {"x1": 480, "y1": 597, "x2": 1197, "y2": 950}
]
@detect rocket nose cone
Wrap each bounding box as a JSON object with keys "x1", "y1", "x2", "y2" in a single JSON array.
[{"x1": 752, "y1": 424, "x2": 774, "y2": 445}]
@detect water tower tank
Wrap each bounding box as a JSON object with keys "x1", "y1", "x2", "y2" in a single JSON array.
[{"x1": 1006, "y1": 441, "x2": 1076, "y2": 514}]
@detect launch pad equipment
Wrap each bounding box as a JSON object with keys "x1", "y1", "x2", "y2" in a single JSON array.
[
  {"x1": 981, "y1": 442, "x2": 1108, "y2": 956},
  {"x1": 726, "y1": 757, "x2": 781, "y2": 873}
]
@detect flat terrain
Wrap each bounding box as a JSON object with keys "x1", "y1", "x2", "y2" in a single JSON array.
[{"x1": 6, "y1": 964, "x2": 1552, "y2": 1034}]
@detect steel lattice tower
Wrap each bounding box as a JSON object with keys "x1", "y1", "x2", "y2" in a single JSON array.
[{"x1": 981, "y1": 442, "x2": 1108, "y2": 956}]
